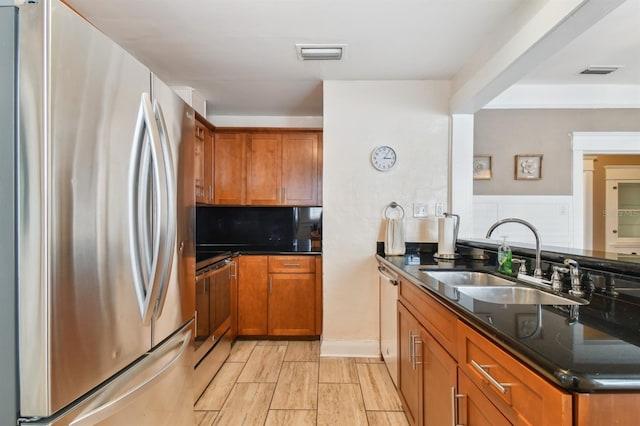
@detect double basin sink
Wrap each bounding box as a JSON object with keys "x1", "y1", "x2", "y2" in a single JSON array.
[{"x1": 420, "y1": 271, "x2": 587, "y2": 305}]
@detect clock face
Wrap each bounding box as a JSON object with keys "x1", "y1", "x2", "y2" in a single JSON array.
[{"x1": 371, "y1": 146, "x2": 397, "y2": 171}]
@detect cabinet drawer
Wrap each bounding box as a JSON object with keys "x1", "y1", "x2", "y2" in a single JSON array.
[
  {"x1": 268, "y1": 256, "x2": 316, "y2": 273},
  {"x1": 399, "y1": 278, "x2": 457, "y2": 359},
  {"x1": 458, "y1": 321, "x2": 571, "y2": 425}
]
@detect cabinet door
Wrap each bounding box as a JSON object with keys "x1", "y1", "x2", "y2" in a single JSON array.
[
  {"x1": 422, "y1": 327, "x2": 456, "y2": 426},
  {"x1": 282, "y1": 133, "x2": 319, "y2": 206},
  {"x1": 195, "y1": 275, "x2": 210, "y2": 339},
  {"x1": 268, "y1": 273, "x2": 316, "y2": 336},
  {"x1": 398, "y1": 301, "x2": 422, "y2": 426},
  {"x1": 194, "y1": 122, "x2": 212, "y2": 204},
  {"x1": 458, "y1": 369, "x2": 511, "y2": 426},
  {"x1": 237, "y1": 256, "x2": 268, "y2": 335},
  {"x1": 246, "y1": 133, "x2": 282, "y2": 205},
  {"x1": 214, "y1": 132, "x2": 247, "y2": 205}
]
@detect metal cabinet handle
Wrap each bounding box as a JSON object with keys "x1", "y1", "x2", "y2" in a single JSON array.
[
  {"x1": 283, "y1": 263, "x2": 301, "y2": 267},
  {"x1": 408, "y1": 330, "x2": 415, "y2": 370},
  {"x1": 269, "y1": 276, "x2": 273, "y2": 294},
  {"x1": 451, "y1": 387, "x2": 465, "y2": 426},
  {"x1": 413, "y1": 335, "x2": 422, "y2": 367},
  {"x1": 470, "y1": 359, "x2": 509, "y2": 394},
  {"x1": 69, "y1": 330, "x2": 191, "y2": 426}
]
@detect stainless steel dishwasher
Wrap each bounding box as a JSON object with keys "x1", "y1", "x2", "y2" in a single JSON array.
[{"x1": 377, "y1": 261, "x2": 399, "y2": 387}]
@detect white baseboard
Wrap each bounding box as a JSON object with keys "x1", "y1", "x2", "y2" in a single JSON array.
[{"x1": 320, "y1": 339, "x2": 380, "y2": 358}]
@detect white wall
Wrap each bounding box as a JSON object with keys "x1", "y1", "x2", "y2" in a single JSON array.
[
  {"x1": 473, "y1": 195, "x2": 574, "y2": 248},
  {"x1": 322, "y1": 80, "x2": 451, "y2": 356}
]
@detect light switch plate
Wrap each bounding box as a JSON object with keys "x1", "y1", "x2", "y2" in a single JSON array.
[
  {"x1": 413, "y1": 203, "x2": 428, "y2": 218},
  {"x1": 435, "y1": 203, "x2": 445, "y2": 217}
]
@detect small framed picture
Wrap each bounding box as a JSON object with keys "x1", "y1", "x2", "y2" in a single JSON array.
[
  {"x1": 473, "y1": 155, "x2": 492, "y2": 180},
  {"x1": 515, "y1": 154, "x2": 543, "y2": 180}
]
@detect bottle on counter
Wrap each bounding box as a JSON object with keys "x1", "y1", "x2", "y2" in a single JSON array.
[{"x1": 498, "y1": 236, "x2": 512, "y2": 275}]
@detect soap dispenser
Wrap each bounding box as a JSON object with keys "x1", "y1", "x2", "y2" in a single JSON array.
[{"x1": 498, "y1": 236, "x2": 512, "y2": 274}]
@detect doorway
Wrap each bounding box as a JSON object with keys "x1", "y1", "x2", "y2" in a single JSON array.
[{"x1": 571, "y1": 132, "x2": 640, "y2": 249}]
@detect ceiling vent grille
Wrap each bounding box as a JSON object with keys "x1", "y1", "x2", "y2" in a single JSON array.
[
  {"x1": 580, "y1": 66, "x2": 621, "y2": 75},
  {"x1": 296, "y1": 44, "x2": 346, "y2": 61}
]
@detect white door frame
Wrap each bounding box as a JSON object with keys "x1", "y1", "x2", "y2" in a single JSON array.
[{"x1": 571, "y1": 132, "x2": 640, "y2": 249}]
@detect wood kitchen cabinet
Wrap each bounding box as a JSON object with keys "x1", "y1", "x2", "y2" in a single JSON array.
[
  {"x1": 458, "y1": 321, "x2": 572, "y2": 425},
  {"x1": 281, "y1": 133, "x2": 320, "y2": 206},
  {"x1": 214, "y1": 129, "x2": 322, "y2": 206},
  {"x1": 398, "y1": 301, "x2": 422, "y2": 426},
  {"x1": 398, "y1": 276, "x2": 571, "y2": 426},
  {"x1": 214, "y1": 132, "x2": 247, "y2": 205},
  {"x1": 237, "y1": 255, "x2": 322, "y2": 337},
  {"x1": 398, "y1": 293, "x2": 457, "y2": 426},
  {"x1": 237, "y1": 256, "x2": 268, "y2": 335},
  {"x1": 246, "y1": 133, "x2": 282, "y2": 205},
  {"x1": 268, "y1": 256, "x2": 316, "y2": 335},
  {"x1": 457, "y1": 368, "x2": 510, "y2": 426},
  {"x1": 194, "y1": 119, "x2": 214, "y2": 204}
]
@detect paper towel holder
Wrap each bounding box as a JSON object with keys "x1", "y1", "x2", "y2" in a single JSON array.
[{"x1": 434, "y1": 212, "x2": 461, "y2": 259}]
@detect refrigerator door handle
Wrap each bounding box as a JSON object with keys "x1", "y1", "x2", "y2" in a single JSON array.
[
  {"x1": 68, "y1": 329, "x2": 192, "y2": 426},
  {"x1": 150, "y1": 99, "x2": 177, "y2": 318},
  {"x1": 128, "y1": 92, "x2": 167, "y2": 325}
]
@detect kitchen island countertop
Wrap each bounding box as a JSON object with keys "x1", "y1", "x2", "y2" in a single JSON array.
[{"x1": 377, "y1": 248, "x2": 640, "y2": 392}]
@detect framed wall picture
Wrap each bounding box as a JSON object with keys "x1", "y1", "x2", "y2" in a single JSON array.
[
  {"x1": 515, "y1": 154, "x2": 543, "y2": 180},
  {"x1": 473, "y1": 155, "x2": 492, "y2": 180}
]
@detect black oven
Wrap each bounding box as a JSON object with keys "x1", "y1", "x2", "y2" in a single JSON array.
[{"x1": 193, "y1": 252, "x2": 235, "y2": 399}]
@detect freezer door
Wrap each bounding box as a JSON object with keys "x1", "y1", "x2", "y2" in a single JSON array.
[
  {"x1": 150, "y1": 75, "x2": 196, "y2": 346},
  {"x1": 22, "y1": 325, "x2": 194, "y2": 426},
  {"x1": 18, "y1": 0, "x2": 154, "y2": 417}
]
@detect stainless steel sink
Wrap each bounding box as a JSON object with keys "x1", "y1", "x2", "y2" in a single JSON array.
[
  {"x1": 457, "y1": 286, "x2": 587, "y2": 305},
  {"x1": 421, "y1": 271, "x2": 514, "y2": 287}
]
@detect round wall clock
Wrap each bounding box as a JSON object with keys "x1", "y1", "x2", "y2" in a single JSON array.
[{"x1": 371, "y1": 145, "x2": 397, "y2": 171}]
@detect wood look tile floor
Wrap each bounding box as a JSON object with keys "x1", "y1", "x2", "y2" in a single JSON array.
[{"x1": 195, "y1": 340, "x2": 408, "y2": 426}]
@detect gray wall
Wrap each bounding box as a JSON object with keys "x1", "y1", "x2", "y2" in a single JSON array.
[{"x1": 473, "y1": 109, "x2": 640, "y2": 195}]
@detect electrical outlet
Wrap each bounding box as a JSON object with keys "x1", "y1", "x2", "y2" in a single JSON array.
[
  {"x1": 413, "y1": 203, "x2": 428, "y2": 218},
  {"x1": 435, "y1": 203, "x2": 445, "y2": 217}
]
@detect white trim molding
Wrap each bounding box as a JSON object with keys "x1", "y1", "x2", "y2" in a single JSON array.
[{"x1": 571, "y1": 132, "x2": 640, "y2": 249}]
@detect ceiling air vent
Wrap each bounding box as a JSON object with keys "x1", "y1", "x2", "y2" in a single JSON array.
[
  {"x1": 296, "y1": 44, "x2": 346, "y2": 61},
  {"x1": 580, "y1": 66, "x2": 622, "y2": 75}
]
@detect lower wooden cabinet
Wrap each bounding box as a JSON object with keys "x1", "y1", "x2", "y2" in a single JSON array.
[
  {"x1": 268, "y1": 272, "x2": 315, "y2": 335},
  {"x1": 398, "y1": 299, "x2": 457, "y2": 426},
  {"x1": 457, "y1": 369, "x2": 510, "y2": 426},
  {"x1": 398, "y1": 301, "x2": 421, "y2": 426},
  {"x1": 423, "y1": 326, "x2": 456, "y2": 426},
  {"x1": 458, "y1": 322, "x2": 572, "y2": 425},
  {"x1": 237, "y1": 255, "x2": 322, "y2": 337},
  {"x1": 398, "y1": 276, "x2": 572, "y2": 426},
  {"x1": 396, "y1": 269, "x2": 640, "y2": 425},
  {"x1": 237, "y1": 256, "x2": 268, "y2": 335}
]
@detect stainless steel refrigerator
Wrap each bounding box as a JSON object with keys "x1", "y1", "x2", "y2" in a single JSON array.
[{"x1": 1, "y1": 0, "x2": 196, "y2": 424}]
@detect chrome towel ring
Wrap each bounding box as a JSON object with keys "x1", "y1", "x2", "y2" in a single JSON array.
[{"x1": 384, "y1": 202, "x2": 405, "y2": 220}]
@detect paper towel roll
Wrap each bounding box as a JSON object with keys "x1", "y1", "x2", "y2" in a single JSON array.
[{"x1": 438, "y1": 217, "x2": 456, "y2": 255}]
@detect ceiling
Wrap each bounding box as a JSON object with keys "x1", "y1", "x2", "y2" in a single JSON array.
[{"x1": 65, "y1": 0, "x2": 640, "y2": 117}]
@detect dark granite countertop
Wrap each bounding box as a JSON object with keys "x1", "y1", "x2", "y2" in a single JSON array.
[{"x1": 377, "y1": 242, "x2": 640, "y2": 392}]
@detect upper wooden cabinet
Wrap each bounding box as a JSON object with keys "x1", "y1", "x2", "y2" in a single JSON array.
[
  {"x1": 214, "y1": 132, "x2": 247, "y2": 205},
  {"x1": 194, "y1": 120, "x2": 213, "y2": 204},
  {"x1": 246, "y1": 133, "x2": 283, "y2": 205},
  {"x1": 215, "y1": 129, "x2": 322, "y2": 206},
  {"x1": 282, "y1": 133, "x2": 320, "y2": 205}
]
